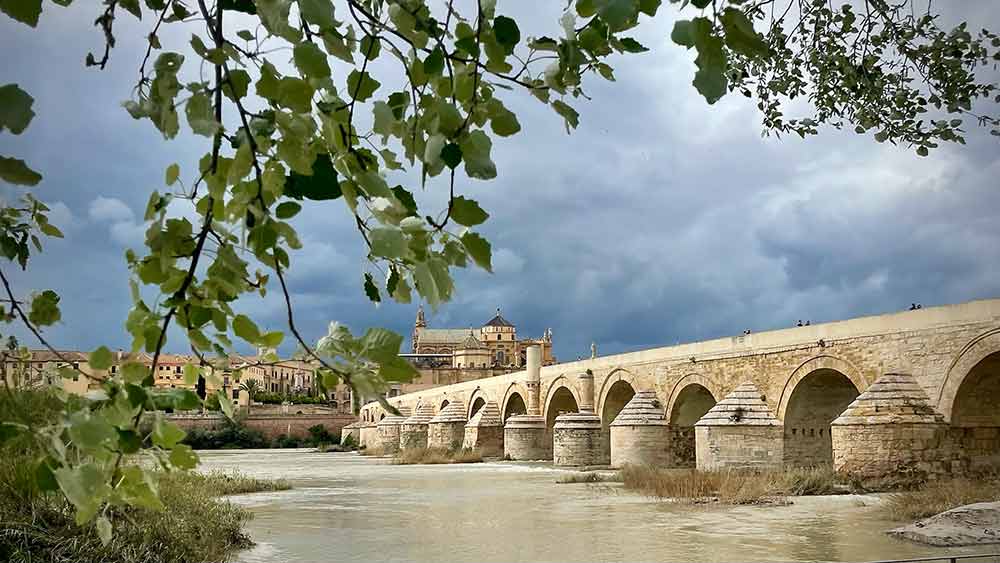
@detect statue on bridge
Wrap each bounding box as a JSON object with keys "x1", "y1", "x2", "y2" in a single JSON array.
[{"x1": 590, "y1": 342, "x2": 597, "y2": 360}]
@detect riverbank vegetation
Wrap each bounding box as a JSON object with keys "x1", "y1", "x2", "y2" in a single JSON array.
[
  {"x1": 556, "y1": 472, "x2": 621, "y2": 484},
  {"x1": 182, "y1": 420, "x2": 338, "y2": 450},
  {"x1": 620, "y1": 466, "x2": 852, "y2": 504},
  {"x1": 392, "y1": 447, "x2": 483, "y2": 465},
  {"x1": 883, "y1": 473, "x2": 1000, "y2": 521}
]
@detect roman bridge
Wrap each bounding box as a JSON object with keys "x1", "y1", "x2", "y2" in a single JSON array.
[{"x1": 356, "y1": 299, "x2": 1000, "y2": 475}]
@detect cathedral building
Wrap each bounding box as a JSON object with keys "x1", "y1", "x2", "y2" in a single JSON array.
[{"x1": 409, "y1": 306, "x2": 555, "y2": 368}]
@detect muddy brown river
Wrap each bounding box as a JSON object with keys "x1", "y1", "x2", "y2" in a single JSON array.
[{"x1": 197, "y1": 449, "x2": 985, "y2": 563}]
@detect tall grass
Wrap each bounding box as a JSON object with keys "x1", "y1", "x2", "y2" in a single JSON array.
[
  {"x1": 883, "y1": 474, "x2": 1000, "y2": 521},
  {"x1": 620, "y1": 465, "x2": 851, "y2": 504},
  {"x1": 392, "y1": 447, "x2": 483, "y2": 465},
  {"x1": 556, "y1": 472, "x2": 621, "y2": 484},
  {"x1": 0, "y1": 389, "x2": 287, "y2": 563}
]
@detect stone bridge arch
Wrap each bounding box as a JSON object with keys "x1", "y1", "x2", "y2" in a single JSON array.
[
  {"x1": 775, "y1": 354, "x2": 867, "y2": 422},
  {"x1": 542, "y1": 375, "x2": 582, "y2": 418},
  {"x1": 777, "y1": 354, "x2": 865, "y2": 467},
  {"x1": 937, "y1": 328, "x2": 1000, "y2": 422},
  {"x1": 501, "y1": 382, "x2": 530, "y2": 421},
  {"x1": 467, "y1": 387, "x2": 491, "y2": 419},
  {"x1": 664, "y1": 373, "x2": 720, "y2": 424},
  {"x1": 596, "y1": 368, "x2": 640, "y2": 420}
]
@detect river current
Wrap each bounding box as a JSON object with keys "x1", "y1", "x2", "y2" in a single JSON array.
[{"x1": 198, "y1": 449, "x2": 981, "y2": 563}]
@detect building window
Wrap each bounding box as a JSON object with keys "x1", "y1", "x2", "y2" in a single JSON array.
[{"x1": 233, "y1": 389, "x2": 239, "y2": 399}]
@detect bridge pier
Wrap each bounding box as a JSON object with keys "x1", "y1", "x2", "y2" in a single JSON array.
[
  {"x1": 505, "y1": 346, "x2": 552, "y2": 460},
  {"x1": 376, "y1": 407, "x2": 411, "y2": 455},
  {"x1": 341, "y1": 422, "x2": 361, "y2": 447},
  {"x1": 553, "y1": 369, "x2": 606, "y2": 467},
  {"x1": 831, "y1": 373, "x2": 953, "y2": 478},
  {"x1": 359, "y1": 421, "x2": 378, "y2": 450},
  {"x1": 609, "y1": 391, "x2": 671, "y2": 468},
  {"x1": 464, "y1": 400, "x2": 503, "y2": 457},
  {"x1": 695, "y1": 382, "x2": 784, "y2": 470},
  {"x1": 400, "y1": 403, "x2": 435, "y2": 450},
  {"x1": 428, "y1": 400, "x2": 467, "y2": 450}
]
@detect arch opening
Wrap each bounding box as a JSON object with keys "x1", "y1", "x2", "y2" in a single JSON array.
[
  {"x1": 470, "y1": 397, "x2": 486, "y2": 419},
  {"x1": 502, "y1": 392, "x2": 527, "y2": 422},
  {"x1": 951, "y1": 351, "x2": 1000, "y2": 470},
  {"x1": 669, "y1": 383, "x2": 716, "y2": 467},
  {"x1": 440, "y1": 399, "x2": 450, "y2": 412},
  {"x1": 545, "y1": 387, "x2": 579, "y2": 430},
  {"x1": 601, "y1": 380, "x2": 636, "y2": 461},
  {"x1": 783, "y1": 368, "x2": 859, "y2": 467}
]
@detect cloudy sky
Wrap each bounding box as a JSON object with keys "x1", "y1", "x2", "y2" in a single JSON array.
[{"x1": 2, "y1": 1, "x2": 999, "y2": 362}]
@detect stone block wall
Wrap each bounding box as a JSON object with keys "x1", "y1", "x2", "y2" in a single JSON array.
[
  {"x1": 427, "y1": 421, "x2": 465, "y2": 450},
  {"x1": 949, "y1": 427, "x2": 1000, "y2": 471},
  {"x1": 831, "y1": 423, "x2": 952, "y2": 477},
  {"x1": 553, "y1": 426, "x2": 604, "y2": 467},
  {"x1": 400, "y1": 423, "x2": 428, "y2": 450},
  {"x1": 610, "y1": 425, "x2": 671, "y2": 468},
  {"x1": 464, "y1": 426, "x2": 503, "y2": 457},
  {"x1": 504, "y1": 425, "x2": 550, "y2": 460},
  {"x1": 378, "y1": 425, "x2": 402, "y2": 454},
  {"x1": 695, "y1": 425, "x2": 783, "y2": 470}
]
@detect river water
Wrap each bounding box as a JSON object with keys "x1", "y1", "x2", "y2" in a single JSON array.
[{"x1": 198, "y1": 449, "x2": 982, "y2": 563}]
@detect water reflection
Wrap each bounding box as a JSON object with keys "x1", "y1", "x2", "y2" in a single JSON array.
[{"x1": 198, "y1": 450, "x2": 978, "y2": 563}]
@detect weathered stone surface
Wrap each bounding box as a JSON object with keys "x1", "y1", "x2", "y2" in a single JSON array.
[
  {"x1": 428, "y1": 401, "x2": 467, "y2": 450},
  {"x1": 341, "y1": 422, "x2": 361, "y2": 446},
  {"x1": 504, "y1": 415, "x2": 550, "y2": 460},
  {"x1": 696, "y1": 382, "x2": 780, "y2": 427},
  {"x1": 553, "y1": 412, "x2": 604, "y2": 467},
  {"x1": 609, "y1": 391, "x2": 671, "y2": 468},
  {"x1": 832, "y1": 373, "x2": 950, "y2": 477},
  {"x1": 696, "y1": 382, "x2": 783, "y2": 470},
  {"x1": 400, "y1": 402, "x2": 436, "y2": 450},
  {"x1": 464, "y1": 401, "x2": 503, "y2": 456},
  {"x1": 376, "y1": 407, "x2": 411, "y2": 455},
  {"x1": 889, "y1": 502, "x2": 1000, "y2": 546},
  {"x1": 359, "y1": 422, "x2": 379, "y2": 450}
]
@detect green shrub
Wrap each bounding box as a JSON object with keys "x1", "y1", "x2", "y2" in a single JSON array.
[{"x1": 181, "y1": 418, "x2": 269, "y2": 450}]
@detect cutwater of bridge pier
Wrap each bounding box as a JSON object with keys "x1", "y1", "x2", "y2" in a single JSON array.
[{"x1": 358, "y1": 299, "x2": 1000, "y2": 476}]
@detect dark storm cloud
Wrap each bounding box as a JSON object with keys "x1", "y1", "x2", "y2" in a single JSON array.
[{"x1": 1, "y1": 1, "x2": 999, "y2": 361}]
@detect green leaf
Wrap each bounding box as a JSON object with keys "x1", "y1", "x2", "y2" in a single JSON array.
[
  {"x1": 117, "y1": 466, "x2": 164, "y2": 510},
  {"x1": 0, "y1": 0, "x2": 42, "y2": 27},
  {"x1": 720, "y1": 7, "x2": 768, "y2": 57},
  {"x1": 28, "y1": 290, "x2": 60, "y2": 326},
  {"x1": 293, "y1": 41, "x2": 331, "y2": 79},
  {"x1": 169, "y1": 444, "x2": 199, "y2": 469},
  {"x1": 284, "y1": 153, "x2": 341, "y2": 200},
  {"x1": 493, "y1": 16, "x2": 520, "y2": 53},
  {"x1": 671, "y1": 20, "x2": 694, "y2": 47},
  {"x1": 89, "y1": 346, "x2": 113, "y2": 370},
  {"x1": 917, "y1": 145, "x2": 929, "y2": 156},
  {"x1": 165, "y1": 163, "x2": 180, "y2": 186},
  {"x1": 121, "y1": 362, "x2": 147, "y2": 384},
  {"x1": 217, "y1": 389, "x2": 235, "y2": 420},
  {"x1": 299, "y1": 0, "x2": 334, "y2": 29},
  {"x1": 619, "y1": 37, "x2": 649, "y2": 53},
  {"x1": 96, "y1": 516, "x2": 112, "y2": 546},
  {"x1": 461, "y1": 231, "x2": 492, "y2": 272},
  {"x1": 423, "y1": 47, "x2": 445, "y2": 76},
  {"x1": 35, "y1": 458, "x2": 59, "y2": 491},
  {"x1": 441, "y1": 142, "x2": 462, "y2": 169},
  {"x1": 490, "y1": 107, "x2": 521, "y2": 137},
  {"x1": 360, "y1": 327, "x2": 403, "y2": 360},
  {"x1": 458, "y1": 130, "x2": 497, "y2": 180},
  {"x1": 597, "y1": 0, "x2": 638, "y2": 32},
  {"x1": 346, "y1": 70, "x2": 380, "y2": 101},
  {"x1": 55, "y1": 463, "x2": 111, "y2": 524},
  {"x1": 450, "y1": 196, "x2": 489, "y2": 227},
  {"x1": 369, "y1": 228, "x2": 407, "y2": 259},
  {"x1": 363, "y1": 272, "x2": 381, "y2": 303},
  {"x1": 185, "y1": 92, "x2": 219, "y2": 137},
  {"x1": 224, "y1": 69, "x2": 251, "y2": 100},
  {"x1": 232, "y1": 314, "x2": 261, "y2": 343},
  {"x1": 0, "y1": 84, "x2": 36, "y2": 134},
  {"x1": 151, "y1": 416, "x2": 186, "y2": 449},
  {"x1": 39, "y1": 221, "x2": 62, "y2": 238},
  {"x1": 276, "y1": 201, "x2": 302, "y2": 219},
  {"x1": 0, "y1": 155, "x2": 42, "y2": 186},
  {"x1": 360, "y1": 34, "x2": 381, "y2": 60},
  {"x1": 260, "y1": 331, "x2": 283, "y2": 348},
  {"x1": 68, "y1": 412, "x2": 118, "y2": 451},
  {"x1": 693, "y1": 67, "x2": 728, "y2": 104},
  {"x1": 117, "y1": 429, "x2": 142, "y2": 454},
  {"x1": 551, "y1": 100, "x2": 580, "y2": 132}
]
